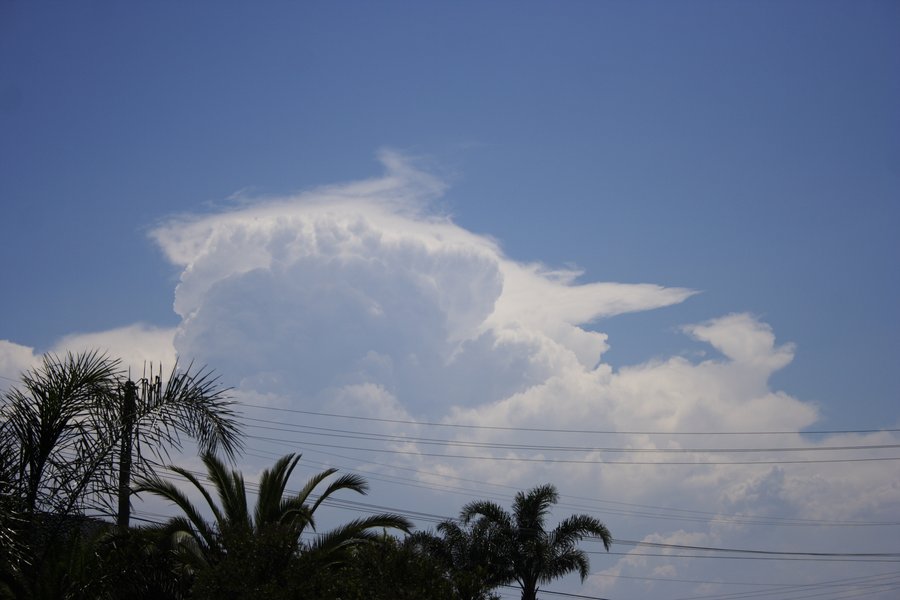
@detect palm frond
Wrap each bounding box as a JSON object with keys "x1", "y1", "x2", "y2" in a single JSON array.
[
  {"x1": 292, "y1": 467, "x2": 338, "y2": 508},
  {"x1": 166, "y1": 463, "x2": 226, "y2": 527},
  {"x1": 133, "y1": 473, "x2": 218, "y2": 553},
  {"x1": 307, "y1": 472, "x2": 368, "y2": 516},
  {"x1": 1, "y1": 350, "x2": 123, "y2": 518},
  {"x1": 133, "y1": 363, "x2": 243, "y2": 464},
  {"x1": 460, "y1": 499, "x2": 512, "y2": 529},
  {"x1": 254, "y1": 453, "x2": 301, "y2": 528},
  {"x1": 513, "y1": 483, "x2": 557, "y2": 533},
  {"x1": 550, "y1": 514, "x2": 612, "y2": 551},
  {"x1": 201, "y1": 453, "x2": 249, "y2": 531},
  {"x1": 304, "y1": 513, "x2": 412, "y2": 564},
  {"x1": 458, "y1": 484, "x2": 611, "y2": 600},
  {"x1": 275, "y1": 496, "x2": 314, "y2": 531},
  {"x1": 541, "y1": 549, "x2": 591, "y2": 582}
]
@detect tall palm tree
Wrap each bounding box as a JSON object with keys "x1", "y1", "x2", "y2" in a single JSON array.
[
  {"x1": 0, "y1": 350, "x2": 243, "y2": 528},
  {"x1": 1, "y1": 351, "x2": 123, "y2": 521},
  {"x1": 460, "y1": 484, "x2": 611, "y2": 600},
  {"x1": 134, "y1": 452, "x2": 412, "y2": 588}
]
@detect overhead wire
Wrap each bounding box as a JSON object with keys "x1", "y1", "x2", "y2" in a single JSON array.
[
  {"x1": 596, "y1": 551, "x2": 900, "y2": 563},
  {"x1": 242, "y1": 416, "x2": 900, "y2": 454},
  {"x1": 7, "y1": 377, "x2": 899, "y2": 596},
  {"x1": 129, "y1": 460, "x2": 900, "y2": 600},
  {"x1": 237, "y1": 401, "x2": 900, "y2": 437},
  {"x1": 47, "y1": 394, "x2": 899, "y2": 595},
  {"x1": 123, "y1": 506, "x2": 900, "y2": 599},
  {"x1": 243, "y1": 431, "x2": 900, "y2": 465},
  {"x1": 241, "y1": 442, "x2": 900, "y2": 528},
  {"x1": 144, "y1": 465, "x2": 900, "y2": 564},
  {"x1": 667, "y1": 569, "x2": 900, "y2": 600},
  {"x1": 611, "y1": 538, "x2": 900, "y2": 559},
  {"x1": 585, "y1": 569, "x2": 900, "y2": 600}
]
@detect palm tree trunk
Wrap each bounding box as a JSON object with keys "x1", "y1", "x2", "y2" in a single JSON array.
[
  {"x1": 116, "y1": 380, "x2": 137, "y2": 529},
  {"x1": 521, "y1": 578, "x2": 538, "y2": 600}
]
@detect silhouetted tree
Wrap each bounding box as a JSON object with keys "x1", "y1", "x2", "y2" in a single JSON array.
[
  {"x1": 461, "y1": 484, "x2": 611, "y2": 600},
  {"x1": 410, "y1": 520, "x2": 505, "y2": 600},
  {"x1": 136, "y1": 452, "x2": 412, "y2": 599},
  {"x1": 296, "y1": 533, "x2": 458, "y2": 600},
  {"x1": 0, "y1": 350, "x2": 242, "y2": 596}
]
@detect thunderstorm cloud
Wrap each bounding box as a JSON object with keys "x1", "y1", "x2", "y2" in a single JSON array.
[{"x1": 3, "y1": 153, "x2": 897, "y2": 598}]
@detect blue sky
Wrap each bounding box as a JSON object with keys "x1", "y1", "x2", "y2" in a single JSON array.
[
  {"x1": 2, "y1": 2, "x2": 899, "y2": 598},
  {"x1": 2, "y1": 1, "x2": 897, "y2": 427}
]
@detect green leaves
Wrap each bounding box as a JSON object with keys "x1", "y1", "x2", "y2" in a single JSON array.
[
  {"x1": 1, "y1": 351, "x2": 122, "y2": 518},
  {"x1": 412, "y1": 519, "x2": 508, "y2": 600},
  {"x1": 456, "y1": 484, "x2": 612, "y2": 600},
  {"x1": 0, "y1": 350, "x2": 245, "y2": 596},
  {"x1": 137, "y1": 451, "x2": 412, "y2": 591},
  {"x1": 133, "y1": 364, "x2": 243, "y2": 464},
  {"x1": 1, "y1": 350, "x2": 613, "y2": 600}
]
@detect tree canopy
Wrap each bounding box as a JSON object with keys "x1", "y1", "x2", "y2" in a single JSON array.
[
  {"x1": 1, "y1": 350, "x2": 614, "y2": 600},
  {"x1": 461, "y1": 483, "x2": 612, "y2": 600}
]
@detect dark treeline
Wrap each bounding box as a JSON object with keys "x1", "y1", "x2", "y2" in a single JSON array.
[{"x1": 1, "y1": 351, "x2": 611, "y2": 600}]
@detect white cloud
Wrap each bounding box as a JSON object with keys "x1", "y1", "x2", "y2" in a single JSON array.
[
  {"x1": 683, "y1": 313, "x2": 795, "y2": 373},
  {"x1": 144, "y1": 153, "x2": 900, "y2": 598},
  {"x1": 50, "y1": 324, "x2": 177, "y2": 378},
  {"x1": 150, "y1": 154, "x2": 694, "y2": 419},
  {"x1": 1, "y1": 327, "x2": 176, "y2": 392},
  {"x1": 10, "y1": 152, "x2": 899, "y2": 598},
  {"x1": 0, "y1": 340, "x2": 39, "y2": 393}
]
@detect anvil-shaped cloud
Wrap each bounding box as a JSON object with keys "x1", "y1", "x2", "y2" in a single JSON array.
[
  {"x1": 150, "y1": 151, "x2": 696, "y2": 413},
  {"x1": 3, "y1": 152, "x2": 897, "y2": 598}
]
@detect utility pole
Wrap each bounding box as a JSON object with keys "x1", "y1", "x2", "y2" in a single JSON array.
[{"x1": 116, "y1": 379, "x2": 137, "y2": 530}]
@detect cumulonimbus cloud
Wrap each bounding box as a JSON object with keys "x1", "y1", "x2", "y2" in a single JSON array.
[
  {"x1": 9, "y1": 151, "x2": 897, "y2": 598},
  {"x1": 149, "y1": 151, "x2": 697, "y2": 412}
]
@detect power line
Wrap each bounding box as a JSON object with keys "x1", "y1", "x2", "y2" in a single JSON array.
[
  {"x1": 114, "y1": 513, "x2": 900, "y2": 600},
  {"x1": 237, "y1": 401, "x2": 900, "y2": 436},
  {"x1": 236, "y1": 434, "x2": 900, "y2": 530},
  {"x1": 244, "y1": 432, "x2": 900, "y2": 465},
  {"x1": 597, "y1": 551, "x2": 900, "y2": 563},
  {"x1": 240, "y1": 441, "x2": 900, "y2": 528},
  {"x1": 612, "y1": 539, "x2": 900, "y2": 559},
  {"x1": 589, "y1": 569, "x2": 900, "y2": 592},
  {"x1": 500, "y1": 586, "x2": 610, "y2": 600},
  {"x1": 243, "y1": 417, "x2": 900, "y2": 454},
  {"x1": 667, "y1": 570, "x2": 900, "y2": 600},
  {"x1": 148, "y1": 465, "x2": 900, "y2": 564}
]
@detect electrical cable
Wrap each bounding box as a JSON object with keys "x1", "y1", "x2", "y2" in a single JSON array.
[
  {"x1": 242, "y1": 417, "x2": 900, "y2": 454},
  {"x1": 237, "y1": 401, "x2": 900, "y2": 437},
  {"x1": 244, "y1": 431, "x2": 900, "y2": 465}
]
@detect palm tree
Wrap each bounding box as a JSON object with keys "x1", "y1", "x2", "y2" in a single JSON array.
[
  {"x1": 0, "y1": 350, "x2": 243, "y2": 528},
  {"x1": 460, "y1": 484, "x2": 611, "y2": 600},
  {"x1": 410, "y1": 520, "x2": 504, "y2": 600},
  {"x1": 0, "y1": 350, "x2": 243, "y2": 599},
  {"x1": 113, "y1": 362, "x2": 243, "y2": 528},
  {"x1": 134, "y1": 452, "x2": 412, "y2": 592},
  {"x1": 0, "y1": 351, "x2": 123, "y2": 521}
]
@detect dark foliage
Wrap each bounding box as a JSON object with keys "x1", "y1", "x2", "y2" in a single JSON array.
[{"x1": 461, "y1": 484, "x2": 612, "y2": 600}]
